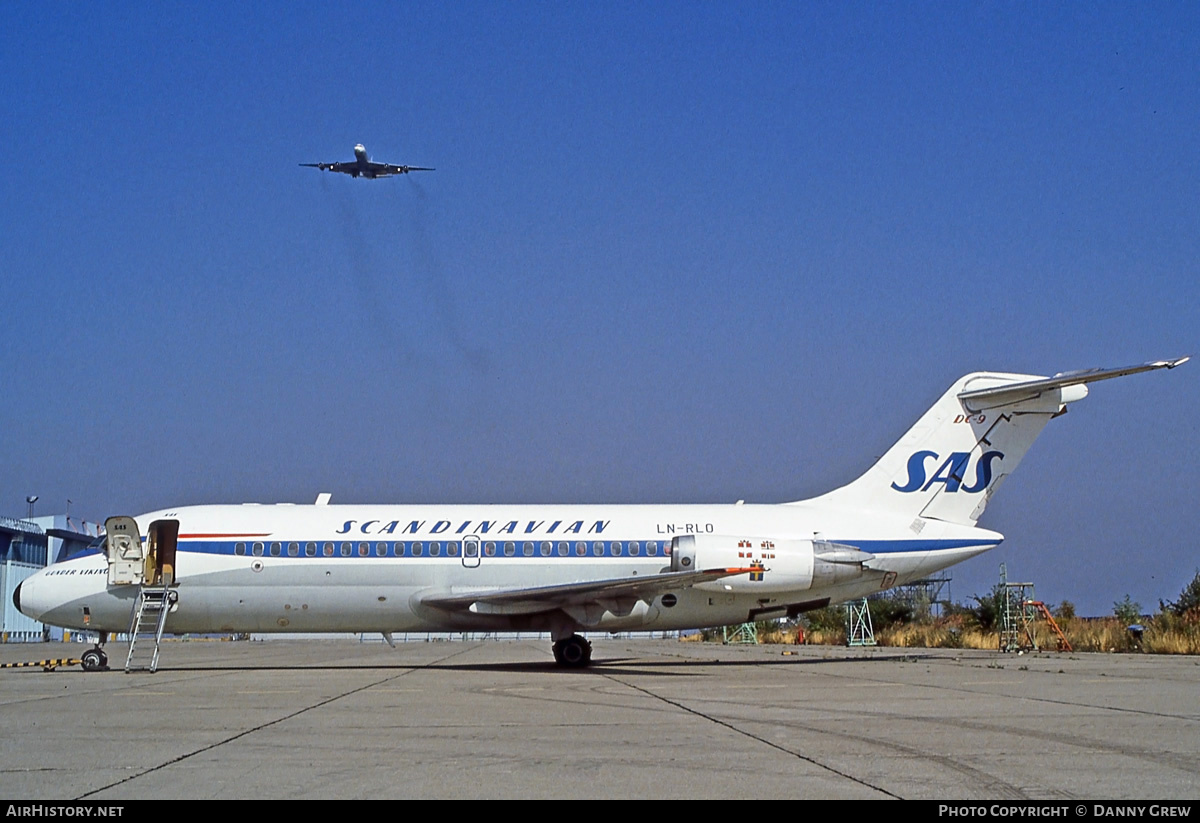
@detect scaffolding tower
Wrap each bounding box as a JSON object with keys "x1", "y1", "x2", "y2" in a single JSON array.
[
  {"x1": 722, "y1": 622, "x2": 758, "y2": 644},
  {"x1": 846, "y1": 598, "x2": 876, "y2": 646},
  {"x1": 889, "y1": 572, "x2": 952, "y2": 619},
  {"x1": 999, "y1": 563, "x2": 1038, "y2": 652}
]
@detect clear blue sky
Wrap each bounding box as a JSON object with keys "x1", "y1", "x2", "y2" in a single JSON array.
[{"x1": 3, "y1": 2, "x2": 1196, "y2": 616}]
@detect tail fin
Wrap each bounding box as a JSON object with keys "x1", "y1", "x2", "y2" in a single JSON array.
[{"x1": 810, "y1": 358, "x2": 1188, "y2": 527}]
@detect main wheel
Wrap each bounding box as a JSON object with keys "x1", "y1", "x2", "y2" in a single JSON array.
[{"x1": 553, "y1": 635, "x2": 592, "y2": 668}]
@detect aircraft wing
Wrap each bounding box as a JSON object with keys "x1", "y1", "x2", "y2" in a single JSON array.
[
  {"x1": 299, "y1": 161, "x2": 346, "y2": 173},
  {"x1": 369, "y1": 162, "x2": 435, "y2": 176},
  {"x1": 419, "y1": 566, "x2": 756, "y2": 618}
]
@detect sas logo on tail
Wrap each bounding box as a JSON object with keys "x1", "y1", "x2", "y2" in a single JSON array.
[{"x1": 891, "y1": 450, "x2": 1004, "y2": 494}]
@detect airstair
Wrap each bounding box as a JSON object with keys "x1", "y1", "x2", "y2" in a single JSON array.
[
  {"x1": 124, "y1": 585, "x2": 177, "y2": 673},
  {"x1": 103, "y1": 515, "x2": 180, "y2": 674}
]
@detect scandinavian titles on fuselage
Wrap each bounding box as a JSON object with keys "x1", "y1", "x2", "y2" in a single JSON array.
[{"x1": 335, "y1": 518, "x2": 612, "y2": 536}]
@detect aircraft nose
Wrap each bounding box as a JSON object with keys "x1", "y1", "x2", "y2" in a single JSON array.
[{"x1": 12, "y1": 575, "x2": 44, "y2": 621}]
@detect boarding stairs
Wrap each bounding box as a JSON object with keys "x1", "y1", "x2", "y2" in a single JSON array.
[
  {"x1": 124, "y1": 585, "x2": 176, "y2": 673},
  {"x1": 1027, "y1": 600, "x2": 1073, "y2": 652}
]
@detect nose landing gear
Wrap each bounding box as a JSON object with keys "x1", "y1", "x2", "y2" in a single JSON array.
[{"x1": 80, "y1": 633, "x2": 110, "y2": 672}]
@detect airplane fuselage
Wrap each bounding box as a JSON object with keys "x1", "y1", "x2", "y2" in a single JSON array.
[{"x1": 16, "y1": 501, "x2": 998, "y2": 636}]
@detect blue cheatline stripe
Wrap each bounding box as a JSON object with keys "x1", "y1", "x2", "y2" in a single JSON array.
[
  {"x1": 168, "y1": 537, "x2": 997, "y2": 559},
  {"x1": 851, "y1": 539, "x2": 998, "y2": 554}
]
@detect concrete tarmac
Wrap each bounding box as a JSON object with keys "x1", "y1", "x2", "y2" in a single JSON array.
[{"x1": 0, "y1": 639, "x2": 1197, "y2": 800}]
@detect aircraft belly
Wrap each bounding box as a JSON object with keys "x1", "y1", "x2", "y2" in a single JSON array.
[
  {"x1": 165, "y1": 584, "x2": 421, "y2": 633},
  {"x1": 170, "y1": 559, "x2": 672, "y2": 633}
]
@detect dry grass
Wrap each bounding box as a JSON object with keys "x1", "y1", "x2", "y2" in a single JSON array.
[
  {"x1": 1144, "y1": 630, "x2": 1200, "y2": 654},
  {"x1": 719, "y1": 615, "x2": 1200, "y2": 654}
]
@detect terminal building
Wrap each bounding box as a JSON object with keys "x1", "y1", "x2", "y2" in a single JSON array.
[{"x1": 1, "y1": 513, "x2": 98, "y2": 642}]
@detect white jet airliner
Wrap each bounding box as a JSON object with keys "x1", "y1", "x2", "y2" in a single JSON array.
[
  {"x1": 300, "y1": 143, "x2": 433, "y2": 178},
  {"x1": 14, "y1": 358, "x2": 1187, "y2": 671}
]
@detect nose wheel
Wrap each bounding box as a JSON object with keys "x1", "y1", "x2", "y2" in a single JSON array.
[
  {"x1": 80, "y1": 633, "x2": 109, "y2": 672},
  {"x1": 80, "y1": 648, "x2": 108, "y2": 672},
  {"x1": 552, "y1": 635, "x2": 592, "y2": 668}
]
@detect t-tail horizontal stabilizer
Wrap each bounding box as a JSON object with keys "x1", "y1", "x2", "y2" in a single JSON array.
[{"x1": 958, "y1": 357, "x2": 1190, "y2": 411}]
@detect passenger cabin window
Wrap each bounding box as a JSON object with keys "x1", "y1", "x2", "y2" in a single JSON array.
[
  {"x1": 288, "y1": 542, "x2": 299, "y2": 557},
  {"x1": 235, "y1": 542, "x2": 246, "y2": 556},
  {"x1": 306, "y1": 542, "x2": 317, "y2": 557},
  {"x1": 270, "y1": 542, "x2": 281, "y2": 557},
  {"x1": 413, "y1": 542, "x2": 424, "y2": 557},
  {"x1": 252, "y1": 542, "x2": 264, "y2": 557}
]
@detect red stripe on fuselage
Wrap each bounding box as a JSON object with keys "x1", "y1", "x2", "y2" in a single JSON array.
[{"x1": 179, "y1": 533, "x2": 272, "y2": 539}]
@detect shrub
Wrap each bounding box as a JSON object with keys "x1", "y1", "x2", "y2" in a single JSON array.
[
  {"x1": 1160, "y1": 569, "x2": 1200, "y2": 620},
  {"x1": 868, "y1": 593, "x2": 915, "y2": 628},
  {"x1": 1113, "y1": 594, "x2": 1143, "y2": 626}
]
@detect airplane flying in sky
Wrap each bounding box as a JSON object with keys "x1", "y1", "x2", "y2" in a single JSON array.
[
  {"x1": 300, "y1": 143, "x2": 434, "y2": 178},
  {"x1": 14, "y1": 358, "x2": 1187, "y2": 671}
]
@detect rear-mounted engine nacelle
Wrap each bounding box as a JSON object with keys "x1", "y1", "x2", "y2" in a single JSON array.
[
  {"x1": 670, "y1": 535, "x2": 876, "y2": 593},
  {"x1": 671, "y1": 534, "x2": 814, "y2": 593},
  {"x1": 811, "y1": 540, "x2": 876, "y2": 587}
]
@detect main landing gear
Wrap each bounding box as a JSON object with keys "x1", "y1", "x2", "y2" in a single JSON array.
[
  {"x1": 552, "y1": 634, "x2": 592, "y2": 668},
  {"x1": 80, "y1": 633, "x2": 110, "y2": 672}
]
